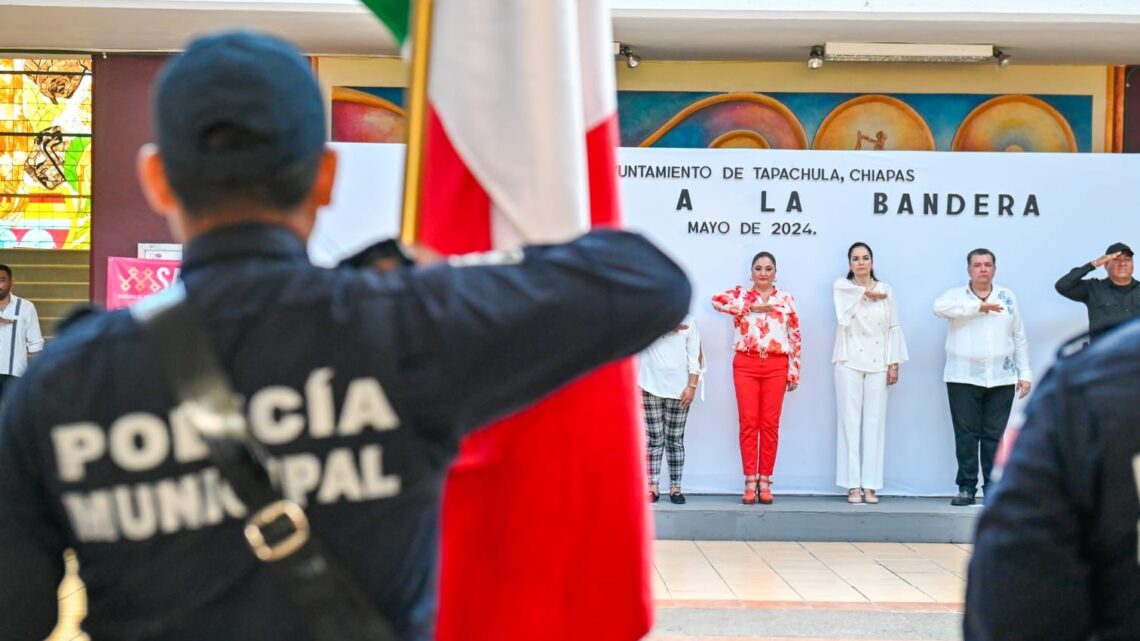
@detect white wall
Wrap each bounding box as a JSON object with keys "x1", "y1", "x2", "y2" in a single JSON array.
[
  {"x1": 313, "y1": 143, "x2": 1140, "y2": 495},
  {"x1": 619, "y1": 147, "x2": 1132, "y2": 495}
]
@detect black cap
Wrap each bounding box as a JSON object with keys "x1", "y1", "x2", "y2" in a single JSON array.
[
  {"x1": 153, "y1": 30, "x2": 325, "y2": 184},
  {"x1": 1106, "y1": 242, "x2": 1134, "y2": 257}
]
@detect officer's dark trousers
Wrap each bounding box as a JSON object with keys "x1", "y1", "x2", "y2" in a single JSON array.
[{"x1": 946, "y1": 383, "x2": 1014, "y2": 492}]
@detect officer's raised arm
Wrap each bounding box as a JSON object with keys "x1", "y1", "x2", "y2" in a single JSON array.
[
  {"x1": 1054, "y1": 262, "x2": 1093, "y2": 302},
  {"x1": 391, "y1": 229, "x2": 690, "y2": 435}
]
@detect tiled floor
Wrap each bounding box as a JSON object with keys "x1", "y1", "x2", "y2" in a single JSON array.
[
  {"x1": 50, "y1": 541, "x2": 970, "y2": 641},
  {"x1": 649, "y1": 541, "x2": 969, "y2": 641},
  {"x1": 652, "y1": 541, "x2": 969, "y2": 609}
]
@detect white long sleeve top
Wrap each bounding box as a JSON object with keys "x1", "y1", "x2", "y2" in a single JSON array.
[
  {"x1": 832, "y1": 278, "x2": 908, "y2": 373},
  {"x1": 638, "y1": 314, "x2": 703, "y2": 400},
  {"x1": 933, "y1": 284, "x2": 1031, "y2": 387},
  {"x1": 0, "y1": 295, "x2": 43, "y2": 377}
]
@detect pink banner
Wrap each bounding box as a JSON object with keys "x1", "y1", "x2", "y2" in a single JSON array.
[{"x1": 106, "y1": 256, "x2": 182, "y2": 310}]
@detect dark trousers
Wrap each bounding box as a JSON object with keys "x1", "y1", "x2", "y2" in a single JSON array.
[
  {"x1": 0, "y1": 374, "x2": 14, "y2": 399},
  {"x1": 947, "y1": 383, "x2": 1015, "y2": 492}
]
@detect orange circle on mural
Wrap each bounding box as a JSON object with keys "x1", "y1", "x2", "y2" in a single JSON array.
[
  {"x1": 640, "y1": 92, "x2": 808, "y2": 150},
  {"x1": 813, "y1": 95, "x2": 935, "y2": 151},
  {"x1": 952, "y1": 95, "x2": 1076, "y2": 152},
  {"x1": 710, "y1": 129, "x2": 772, "y2": 149},
  {"x1": 331, "y1": 87, "x2": 407, "y2": 144}
]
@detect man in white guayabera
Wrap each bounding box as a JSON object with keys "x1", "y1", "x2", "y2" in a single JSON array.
[
  {"x1": 0, "y1": 264, "x2": 43, "y2": 398},
  {"x1": 934, "y1": 248, "x2": 1030, "y2": 507}
]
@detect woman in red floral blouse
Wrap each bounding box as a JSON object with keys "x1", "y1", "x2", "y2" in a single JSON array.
[{"x1": 711, "y1": 251, "x2": 802, "y2": 504}]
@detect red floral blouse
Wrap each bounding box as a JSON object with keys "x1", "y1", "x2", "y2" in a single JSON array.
[{"x1": 711, "y1": 285, "x2": 802, "y2": 384}]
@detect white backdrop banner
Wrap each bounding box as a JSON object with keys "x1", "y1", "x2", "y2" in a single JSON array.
[{"x1": 315, "y1": 143, "x2": 1140, "y2": 496}]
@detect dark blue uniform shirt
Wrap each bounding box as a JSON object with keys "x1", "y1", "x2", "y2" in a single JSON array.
[
  {"x1": 965, "y1": 322, "x2": 1140, "y2": 640},
  {"x1": 0, "y1": 224, "x2": 690, "y2": 641},
  {"x1": 1054, "y1": 264, "x2": 1140, "y2": 337}
]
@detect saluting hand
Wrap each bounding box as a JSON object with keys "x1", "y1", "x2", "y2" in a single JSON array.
[
  {"x1": 750, "y1": 303, "x2": 773, "y2": 313},
  {"x1": 980, "y1": 302, "x2": 1004, "y2": 314},
  {"x1": 864, "y1": 289, "x2": 888, "y2": 301},
  {"x1": 1092, "y1": 252, "x2": 1122, "y2": 268}
]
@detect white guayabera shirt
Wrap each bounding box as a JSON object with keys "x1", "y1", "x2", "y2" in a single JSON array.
[{"x1": 933, "y1": 284, "x2": 1031, "y2": 387}]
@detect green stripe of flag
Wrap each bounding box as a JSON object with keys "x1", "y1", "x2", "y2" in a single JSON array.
[{"x1": 361, "y1": 0, "x2": 410, "y2": 46}]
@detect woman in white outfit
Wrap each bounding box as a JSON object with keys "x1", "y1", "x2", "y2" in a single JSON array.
[{"x1": 832, "y1": 242, "x2": 908, "y2": 504}]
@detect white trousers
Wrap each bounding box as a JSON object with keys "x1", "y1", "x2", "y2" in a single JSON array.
[{"x1": 835, "y1": 364, "x2": 889, "y2": 490}]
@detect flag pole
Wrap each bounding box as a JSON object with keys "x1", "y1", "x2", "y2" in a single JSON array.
[{"x1": 399, "y1": 0, "x2": 435, "y2": 244}]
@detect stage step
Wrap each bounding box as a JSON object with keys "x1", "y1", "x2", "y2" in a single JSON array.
[{"x1": 653, "y1": 495, "x2": 981, "y2": 544}]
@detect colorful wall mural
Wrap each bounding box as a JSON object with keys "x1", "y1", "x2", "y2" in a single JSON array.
[
  {"x1": 0, "y1": 58, "x2": 92, "y2": 249},
  {"x1": 329, "y1": 85, "x2": 1092, "y2": 155},
  {"x1": 619, "y1": 91, "x2": 1091, "y2": 152},
  {"x1": 331, "y1": 86, "x2": 406, "y2": 143}
]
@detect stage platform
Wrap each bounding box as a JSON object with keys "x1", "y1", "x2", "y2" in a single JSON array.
[{"x1": 653, "y1": 495, "x2": 981, "y2": 544}]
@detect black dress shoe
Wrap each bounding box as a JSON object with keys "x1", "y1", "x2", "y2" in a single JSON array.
[
  {"x1": 950, "y1": 489, "x2": 976, "y2": 506},
  {"x1": 669, "y1": 491, "x2": 686, "y2": 505}
]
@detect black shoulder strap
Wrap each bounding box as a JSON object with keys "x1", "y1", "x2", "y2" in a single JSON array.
[{"x1": 131, "y1": 283, "x2": 402, "y2": 641}]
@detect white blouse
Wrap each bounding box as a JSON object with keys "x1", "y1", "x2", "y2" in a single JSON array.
[
  {"x1": 832, "y1": 279, "x2": 908, "y2": 373},
  {"x1": 933, "y1": 284, "x2": 1031, "y2": 387},
  {"x1": 638, "y1": 315, "x2": 703, "y2": 400}
]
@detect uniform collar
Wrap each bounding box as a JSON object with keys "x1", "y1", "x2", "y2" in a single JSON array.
[{"x1": 181, "y1": 223, "x2": 309, "y2": 270}]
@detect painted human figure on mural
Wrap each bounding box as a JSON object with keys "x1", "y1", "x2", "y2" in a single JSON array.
[{"x1": 854, "y1": 129, "x2": 887, "y2": 150}]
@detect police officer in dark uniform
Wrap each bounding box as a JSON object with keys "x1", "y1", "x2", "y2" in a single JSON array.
[
  {"x1": 964, "y1": 325, "x2": 1140, "y2": 640},
  {"x1": 1055, "y1": 242, "x2": 1140, "y2": 338},
  {"x1": 0, "y1": 32, "x2": 691, "y2": 641}
]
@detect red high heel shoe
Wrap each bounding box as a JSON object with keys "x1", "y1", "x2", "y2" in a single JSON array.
[
  {"x1": 742, "y1": 481, "x2": 758, "y2": 505},
  {"x1": 758, "y1": 477, "x2": 774, "y2": 505}
]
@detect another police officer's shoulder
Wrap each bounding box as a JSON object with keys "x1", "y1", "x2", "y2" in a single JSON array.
[
  {"x1": 55, "y1": 303, "x2": 103, "y2": 336},
  {"x1": 40, "y1": 307, "x2": 138, "y2": 365},
  {"x1": 1056, "y1": 317, "x2": 1140, "y2": 388},
  {"x1": 12, "y1": 307, "x2": 136, "y2": 408}
]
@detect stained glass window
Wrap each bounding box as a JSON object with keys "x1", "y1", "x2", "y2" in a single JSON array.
[{"x1": 0, "y1": 58, "x2": 92, "y2": 250}]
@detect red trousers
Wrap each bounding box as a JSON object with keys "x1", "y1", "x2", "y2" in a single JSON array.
[{"x1": 732, "y1": 352, "x2": 789, "y2": 477}]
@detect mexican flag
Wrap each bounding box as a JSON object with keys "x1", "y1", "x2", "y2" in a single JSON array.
[{"x1": 360, "y1": 1, "x2": 653, "y2": 641}]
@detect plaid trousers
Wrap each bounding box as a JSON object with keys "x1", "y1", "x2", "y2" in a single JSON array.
[{"x1": 643, "y1": 389, "x2": 690, "y2": 487}]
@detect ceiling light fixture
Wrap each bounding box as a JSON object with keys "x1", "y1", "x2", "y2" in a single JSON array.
[
  {"x1": 807, "y1": 46, "x2": 824, "y2": 70},
  {"x1": 618, "y1": 44, "x2": 641, "y2": 69},
  {"x1": 820, "y1": 42, "x2": 999, "y2": 64}
]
